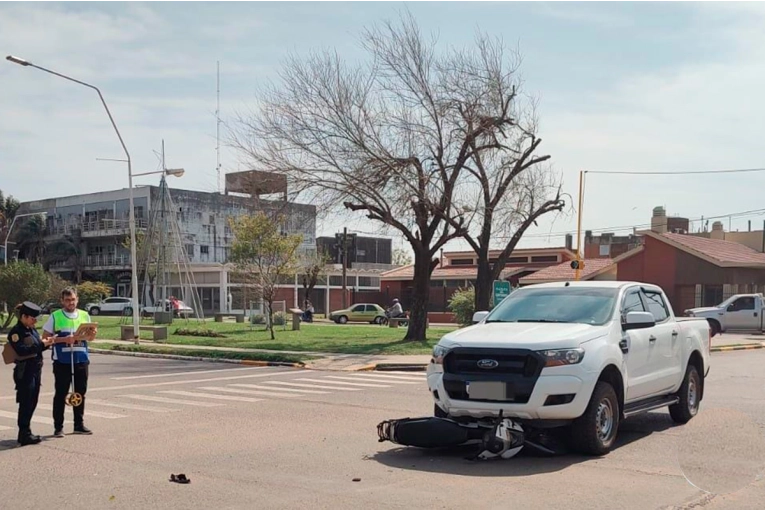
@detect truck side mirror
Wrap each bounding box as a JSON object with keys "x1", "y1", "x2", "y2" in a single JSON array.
[
  {"x1": 622, "y1": 311, "x2": 656, "y2": 331},
  {"x1": 472, "y1": 311, "x2": 490, "y2": 324},
  {"x1": 727, "y1": 304, "x2": 736, "y2": 312}
]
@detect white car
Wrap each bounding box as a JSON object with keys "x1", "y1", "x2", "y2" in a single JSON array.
[
  {"x1": 427, "y1": 281, "x2": 712, "y2": 456},
  {"x1": 86, "y1": 297, "x2": 133, "y2": 316}
]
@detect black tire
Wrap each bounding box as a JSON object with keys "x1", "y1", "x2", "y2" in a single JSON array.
[
  {"x1": 434, "y1": 404, "x2": 448, "y2": 418},
  {"x1": 570, "y1": 381, "x2": 620, "y2": 456},
  {"x1": 669, "y1": 364, "x2": 701, "y2": 424},
  {"x1": 338, "y1": 316, "x2": 348, "y2": 324},
  {"x1": 89, "y1": 307, "x2": 100, "y2": 316},
  {"x1": 373, "y1": 316, "x2": 382, "y2": 325}
]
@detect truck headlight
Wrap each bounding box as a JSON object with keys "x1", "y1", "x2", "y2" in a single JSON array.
[
  {"x1": 540, "y1": 348, "x2": 585, "y2": 368},
  {"x1": 432, "y1": 345, "x2": 450, "y2": 365}
]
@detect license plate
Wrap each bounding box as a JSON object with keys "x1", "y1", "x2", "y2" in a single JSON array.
[{"x1": 466, "y1": 381, "x2": 508, "y2": 400}]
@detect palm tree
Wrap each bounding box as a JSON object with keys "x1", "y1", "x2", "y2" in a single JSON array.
[
  {"x1": 45, "y1": 233, "x2": 85, "y2": 283},
  {"x1": 15, "y1": 215, "x2": 47, "y2": 265}
]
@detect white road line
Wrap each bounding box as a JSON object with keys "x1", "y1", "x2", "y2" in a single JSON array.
[
  {"x1": 198, "y1": 387, "x2": 300, "y2": 399},
  {"x1": 120, "y1": 395, "x2": 224, "y2": 407},
  {"x1": 159, "y1": 391, "x2": 263, "y2": 403},
  {"x1": 230, "y1": 384, "x2": 329, "y2": 395},
  {"x1": 351, "y1": 373, "x2": 426, "y2": 382},
  {"x1": 0, "y1": 410, "x2": 53, "y2": 425},
  {"x1": 262, "y1": 381, "x2": 361, "y2": 392},
  {"x1": 340, "y1": 374, "x2": 419, "y2": 384},
  {"x1": 377, "y1": 371, "x2": 427, "y2": 377},
  {"x1": 299, "y1": 378, "x2": 389, "y2": 388},
  {"x1": 36, "y1": 404, "x2": 127, "y2": 420},
  {"x1": 111, "y1": 366, "x2": 268, "y2": 380},
  {"x1": 85, "y1": 399, "x2": 175, "y2": 413}
]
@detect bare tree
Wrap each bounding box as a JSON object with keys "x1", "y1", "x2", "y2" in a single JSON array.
[
  {"x1": 300, "y1": 248, "x2": 330, "y2": 307},
  {"x1": 235, "y1": 14, "x2": 531, "y2": 340}
]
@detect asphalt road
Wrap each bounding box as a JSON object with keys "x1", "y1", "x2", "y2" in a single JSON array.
[{"x1": 0, "y1": 352, "x2": 763, "y2": 510}]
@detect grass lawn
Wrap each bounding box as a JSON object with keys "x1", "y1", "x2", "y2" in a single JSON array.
[
  {"x1": 51, "y1": 316, "x2": 458, "y2": 355},
  {"x1": 89, "y1": 342, "x2": 312, "y2": 364}
]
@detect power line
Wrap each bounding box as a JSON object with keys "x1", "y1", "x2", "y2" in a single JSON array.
[
  {"x1": 587, "y1": 167, "x2": 765, "y2": 176},
  {"x1": 493, "y1": 207, "x2": 765, "y2": 240}
]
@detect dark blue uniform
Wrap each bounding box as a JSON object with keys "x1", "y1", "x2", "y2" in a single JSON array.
[{"x1": 6, "y1": 303, "x2": 48, "y2": 445}]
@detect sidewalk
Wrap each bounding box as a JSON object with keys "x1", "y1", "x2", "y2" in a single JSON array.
[{"x1": 90, "y1": 332, "x2": 764, "y2": 372}]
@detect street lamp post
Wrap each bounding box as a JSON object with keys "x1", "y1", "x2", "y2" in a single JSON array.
[
  {"x1": 3, "y1": 212, "x2": 47, "y2": 265},
  {"x1": 6, "y1": 55, "x2": 141, "y2": 343}
]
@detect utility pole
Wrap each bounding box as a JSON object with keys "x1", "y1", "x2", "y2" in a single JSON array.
[{"x1": 341, "y1": 227, "x2": 348, "y2": 308}]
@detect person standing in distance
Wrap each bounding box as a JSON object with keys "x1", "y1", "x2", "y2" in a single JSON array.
[
  {"x1": 42, "y1": 287, "x2": 96, "y2": 437},
  {"x1": 6, "y1": 302, "x2": 56, "y2": 445}
]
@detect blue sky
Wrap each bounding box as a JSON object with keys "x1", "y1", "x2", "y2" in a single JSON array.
[{"x1": 3, "y1": 1, "x2": 765, "y2": 252}]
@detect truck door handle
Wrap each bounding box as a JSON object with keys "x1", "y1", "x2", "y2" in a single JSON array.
[
  {"x1": 671, "y1": 331, "x2": 678, "y2": 337},
  {"x1": 649, "y1": 335, "x2": 657, "y2": 342},
  {"x1": 619, "y1": 338, "x2": 629, "y2": 353}
]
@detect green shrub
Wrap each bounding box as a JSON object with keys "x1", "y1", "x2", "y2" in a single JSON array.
[
  {"x1": 250, "y1": 313, "x2": 266, "y2": 325},
  {"x1": 174, "y1": 327, "x2": 226, "y2": 338},
  {"x1": 448, "y1": 287, "x2": 476, "y2": 326},
  {"x1": 272, "y1": 311, "x2": 286, "y2": 326}
]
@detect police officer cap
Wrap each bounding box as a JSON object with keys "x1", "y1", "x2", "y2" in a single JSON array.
[{"x1": 19, "y1": 301, "x2": 42, "y2": 318}]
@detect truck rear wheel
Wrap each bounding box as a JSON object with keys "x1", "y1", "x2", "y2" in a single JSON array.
[
  {"x1": 570, "y1": 381, "x2": 620, "y2": 456},
  {"x1": 669, "y1": 364, "x2": 701, "y2": 424}
]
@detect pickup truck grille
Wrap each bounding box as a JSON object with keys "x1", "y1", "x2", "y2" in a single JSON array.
[{"x1": 442, "y1": 348, "x2": 545, "y2": 404}]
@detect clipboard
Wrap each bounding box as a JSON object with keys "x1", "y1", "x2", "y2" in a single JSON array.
[{"x1": 72, "y1": 323, "x2": 98, "y2": 342}]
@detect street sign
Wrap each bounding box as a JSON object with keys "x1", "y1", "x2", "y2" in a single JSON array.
[{"x1": 493, "y1": 280, "x2": 511, "y2": 306}]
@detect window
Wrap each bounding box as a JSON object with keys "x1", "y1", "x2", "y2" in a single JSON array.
[
  {"x1": 729, "y1": 297, "x2": 755, "y2": 311},
  {"x1": 351, "y1": 305, "x2": 365, "y2": 312},
  {"x1": 487, "y1": 287, "x2": 618, "y2": 326},
  {"x1": 185, "y1": 245, "x2": 194, "y2": 258},
  {"x1": 365, "y1": 305, "x2": 378, "y2": 312},
  {"x1": 430, "y1": 279, "x2": 445, "y2": 288},
  {"x1": 450, "y1": 258, "x2": 474, "y2": 266},
  {"x1": 329, "y1": 275, "x2": 343, "y2": 286},
  {"x1": 641, "y1": 290, "x2": 669, "y2": 322},
  {"x1": 622, "y1": 291, "x2": 645, "y2": 316},
  {"x1": 599, "y1": 245, "x2": 611, "y2": 257},
  {"x1": 446, "y1": 279, "x2": 462, "y2": 288},
  {"x1": 209, "y1": 215, "x2": 215, "y2": 225},
  {"x1": 358, "y1": 276, "x2": 374, "y2": 287},
  {"x1": 200, "y1": 245, "x2": 209, "y2": 255},
  {"x1": 531, "y1": 255, "x2": 559, "y2": 263},
  {"x1": 507, "y1": 256, "x2": 528, "y2": 264}
]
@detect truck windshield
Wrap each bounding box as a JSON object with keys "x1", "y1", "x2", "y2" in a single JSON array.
[{"x1": 485, "y1": 287, "x2": 619, "y2": 325}]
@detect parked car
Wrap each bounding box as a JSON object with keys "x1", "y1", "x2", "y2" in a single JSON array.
[
  {"x1": 685, "y1": 293, "x2": 764, "y2": 334},
  {"x1": 39, "y1": 302, "x2": 62, "y2": 315},
  {"x1": 86, "y1": 297, "x2": 133, "y2": 316},
  {"x1": 142, "y1": 298, "x2": 194, "y2": 318},
  {"x1": 329, "y1": 303, "x2": 386, "y2": 324},
  {"x1": 427, "y1": 281, "x2": 712, "y2": 456}
]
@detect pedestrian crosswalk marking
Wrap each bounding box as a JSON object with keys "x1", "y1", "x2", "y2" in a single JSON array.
[
  {"x1": 229, "y1": 384, "x2": 330, "y2": 395},
  {"x1": 159, "y1": 391, "x2": 263, "y2": 403},
  {"x1": 0, "y1": 409, "x2": 53, "y2": 425},
  {"x1": 120, "y1": 395, "x2": 224, "y2": 407},
  {"x1": 0, "y1": 425, "x2": 13, "y2": 431},
  {"x1": 198, "y1": 386, "x2": 300, "y2": 399},
  {"x1": 338, "y1": 374, "x2": 419, "y2": 384},
  {"x1": 36, "y1": 404, "x2": 127, "y2": 420},
  {"x1": 313, "y1": 377, "x2": 390, "y2": 388},
  {"x1": 112, "y1": 366, "x2": 268, "y2": 381},
  {"x1": 86, "y1": 399, "x2": 175, "y2": 413},
  {"x1": 261, "y1": 381, "x2": 361, "y2": 392},
  {"x1": 378, "y1": 371, "x2": 427, "y2": 377}
]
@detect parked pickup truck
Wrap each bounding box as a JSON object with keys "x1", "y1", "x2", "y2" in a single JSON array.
[
  {"x1": 427, "y1": 281, "x2": 712, "y2": 456},
  {"x1": 685, "y1": 293, "x2": 764, "y2": 334}
]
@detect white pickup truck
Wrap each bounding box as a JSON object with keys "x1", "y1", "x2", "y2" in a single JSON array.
[
  {"x1": 685, "y1": 293, "x2": 764, "y2": 334},
  {"x1": 427, "y1": 281, "x2": 712, "y2": 456}
]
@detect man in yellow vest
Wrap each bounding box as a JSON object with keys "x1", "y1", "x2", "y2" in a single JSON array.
[{"x1": 42, "y1": 287, "x2": 96, "y2": 437}]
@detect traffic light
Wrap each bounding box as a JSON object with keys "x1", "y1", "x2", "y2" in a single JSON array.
[{"x1": 570, "y1": 260, "x2": 585, "y2": 270}]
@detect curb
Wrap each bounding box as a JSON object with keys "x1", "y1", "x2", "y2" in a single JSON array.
[
  {"x1": 369, "y1": 363, "x2": 429, "y2": 372},
  {"x1": 89, "y1": 348, "x2": 305, "y2": 368},
  {"x1": 711, "y1": 344, "x2": 765, "y2": 353}
]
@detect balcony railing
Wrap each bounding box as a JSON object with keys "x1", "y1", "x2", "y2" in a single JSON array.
[{"x1": 46, "y1": 218, "x2": 147, "y2": 236}]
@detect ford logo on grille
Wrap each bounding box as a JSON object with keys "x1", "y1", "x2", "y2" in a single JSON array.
[{"x1": 477, "y1": 359, "x2": 499, "y2": 369}]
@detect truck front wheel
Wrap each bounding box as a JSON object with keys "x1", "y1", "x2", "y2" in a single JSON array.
[
  {"x1": 570, "y1": 381, "x2": 620, "y2": 456},
  {"x1": 669, "y1": 364, "x2": 701, "y2": 424}
]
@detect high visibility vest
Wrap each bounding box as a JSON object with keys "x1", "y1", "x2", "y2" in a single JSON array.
[{"x1": 51, "y1": 309, "x2": 91, "y2": 364}]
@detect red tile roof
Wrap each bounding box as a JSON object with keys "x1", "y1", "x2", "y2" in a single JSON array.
[
  {"x1": 381, "y1": 264, "x2": 529, "y2": 281},
  {"x1": 649, "y1": 232, "x2": 765, "y2": 267},
  {"x1": 519, "y1": 258, "x2": 616, "y2": 283}
]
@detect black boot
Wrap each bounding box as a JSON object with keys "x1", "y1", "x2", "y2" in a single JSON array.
[{"x1": 18, "y1": 432, "x2": 41, "y2": 446}]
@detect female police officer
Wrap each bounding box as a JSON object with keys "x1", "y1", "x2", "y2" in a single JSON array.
[{"x1": 6, "y1": 302, "x2": 55, "y2": 445}]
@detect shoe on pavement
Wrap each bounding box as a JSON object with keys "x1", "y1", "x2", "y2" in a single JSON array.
[
  {"x1": 18, "y1": 435, "x2": 42, "y2": 446},
  {"x1": 53, "y1": 429, "x2": 64, "y2": 438},
  {"x1": 73, "y1": 425, "x2": 92, "y2": 435}
]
